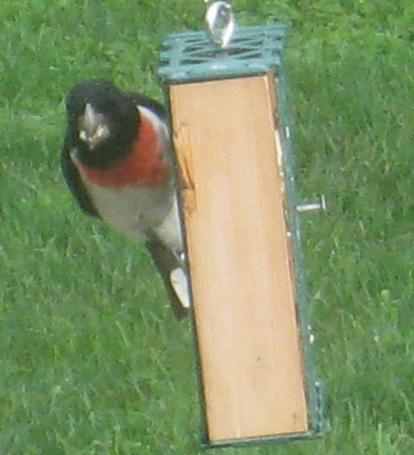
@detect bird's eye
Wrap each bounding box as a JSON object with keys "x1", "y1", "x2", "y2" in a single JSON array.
[
  {"x1": 96, "y1": 124, "x2": 106, "y2": 138},
  {"x1": 79, "y1": 130, "x2": 88, "y2": 141}
]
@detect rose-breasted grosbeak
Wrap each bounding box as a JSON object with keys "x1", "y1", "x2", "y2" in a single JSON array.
[{"x1": 61, "y1": 79, "x2": 189, "y2": 317}]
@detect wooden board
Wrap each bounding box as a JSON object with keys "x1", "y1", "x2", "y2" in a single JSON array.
[{"x1": 169, "y1": 74, "x2": 308, "y2": 443}]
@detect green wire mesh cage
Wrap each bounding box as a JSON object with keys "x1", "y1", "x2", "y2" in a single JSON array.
[{"x1": 159, "y1": 20, "x2": 323, "y2": 449}]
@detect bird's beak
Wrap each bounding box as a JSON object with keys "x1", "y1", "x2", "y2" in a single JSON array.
[{"x1": 79, "y1": 103, "x2": 109, "y2": 149}]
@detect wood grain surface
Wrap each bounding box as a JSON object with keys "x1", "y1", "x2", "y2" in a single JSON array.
[{"x1": 169, "y1": 75, "x2": 308, "y2": 443}]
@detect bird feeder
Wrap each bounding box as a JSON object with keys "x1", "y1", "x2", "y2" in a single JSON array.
[{"x1": 158, "y1": 3, "x2": 323, "y2": 449}]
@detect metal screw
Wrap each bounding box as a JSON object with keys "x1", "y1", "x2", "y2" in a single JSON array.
[
  {"x1": 284, "y1": 126, "x2": 290, "y2": 139},
  {"x1": 308, "y1": 324, "x2": 315, "y2": 344},
  {"x1": 296, "y1": 195, "x2": 327, "y2": 214}
]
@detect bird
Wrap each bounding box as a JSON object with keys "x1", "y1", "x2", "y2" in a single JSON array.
[{"x1": 60, "y1": 79, "x2": 190, "y2": 318}]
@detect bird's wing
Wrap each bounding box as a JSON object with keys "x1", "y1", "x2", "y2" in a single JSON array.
[
  {"x1": 60, "y1": 134, "x2": 100, "y2": 218},
  {"x1": 127, "y1": 92, "x2": 167, "y2": 122}
]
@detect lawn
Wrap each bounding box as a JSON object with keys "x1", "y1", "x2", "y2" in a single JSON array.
[{"x1": 0, "y1": 1, "x2": 413, "y2": 454}]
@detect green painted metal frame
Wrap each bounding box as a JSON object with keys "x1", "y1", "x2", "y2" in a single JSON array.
[
  {"x1": 158, "y1": 24, "x2": 323, "y2": 449},
  {"x1": 159, "y1": 25, "x2": 286, "y2": 84}
]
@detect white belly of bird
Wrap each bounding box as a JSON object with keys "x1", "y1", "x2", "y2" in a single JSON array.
[
  {"x1": 151, "y1": 197, "x2": 183, "y2": 253},
  {"x1": 83, "y1": 181, "x2": 183, "y2": 252}
]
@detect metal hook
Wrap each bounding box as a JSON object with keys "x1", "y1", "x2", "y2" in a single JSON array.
[{"x1": 205, "y1": 1, "x2": 236, "y2": 48}]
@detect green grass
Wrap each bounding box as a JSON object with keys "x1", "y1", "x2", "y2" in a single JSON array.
[{"x1": 0, "y1": 1, "x2": 413, "y2": 453}]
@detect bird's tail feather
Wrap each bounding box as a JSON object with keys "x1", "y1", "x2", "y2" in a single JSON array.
[{"x1": 145, "y1": 237, "x2": 190, "y2": 319}]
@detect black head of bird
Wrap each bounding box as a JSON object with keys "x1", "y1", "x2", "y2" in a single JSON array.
[{"x1": 65, "y1": 79, "x2": 139, "y2": 169}]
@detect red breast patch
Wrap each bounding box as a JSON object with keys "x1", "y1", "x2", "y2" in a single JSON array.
[{"x1": 75, "y1": 113, "x2": 169, "y2": 190}]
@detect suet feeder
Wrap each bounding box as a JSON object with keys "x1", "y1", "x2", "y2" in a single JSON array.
[{"x1": 159, "y1": 2, "x2": 323, "y2": 449}]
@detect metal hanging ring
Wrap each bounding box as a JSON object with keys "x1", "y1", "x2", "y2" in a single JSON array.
[{"x1": 205, "y1": 1, "x2": 236, "y2": 48}]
